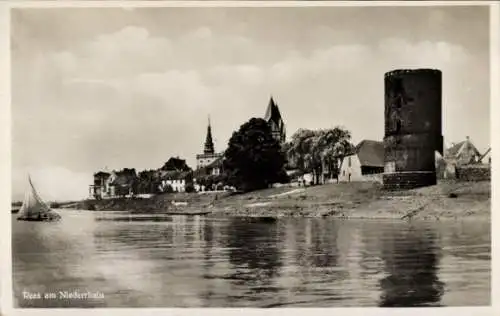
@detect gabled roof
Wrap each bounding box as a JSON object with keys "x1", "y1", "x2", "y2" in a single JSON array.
[
  {"x1": 445, "y1": 138, "x2": 481, "y2": 159},
  {"x1": 353, "y1": 140, "x2": 385, "y2": 168}
]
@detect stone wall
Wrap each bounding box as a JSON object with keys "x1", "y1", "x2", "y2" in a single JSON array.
[
  {"x1": 456, "y1": 165, "x2": 491, "y2": 182},
  {"x1": 383, "y1": 172, "x2": 436, "y2": 190}
]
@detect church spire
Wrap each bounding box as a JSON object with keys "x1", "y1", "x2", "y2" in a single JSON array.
[{"x1": 204, "y1": 115, "x2": 215, "y2": 155}]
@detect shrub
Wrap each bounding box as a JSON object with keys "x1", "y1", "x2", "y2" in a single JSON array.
[{"x1": 185, "y1": 183, "x2": 196, "y2": 193}]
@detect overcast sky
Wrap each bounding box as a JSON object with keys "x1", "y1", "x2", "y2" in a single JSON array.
[{"x1": 11, "y1": 6, "x2": 490, "y2": 201}]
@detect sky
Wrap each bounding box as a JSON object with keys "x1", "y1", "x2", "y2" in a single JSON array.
[{"x1": 11, "y1": 6, "x2": 491, "y2": 201}]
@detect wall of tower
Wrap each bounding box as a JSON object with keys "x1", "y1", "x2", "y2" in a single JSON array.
[{"x1": 382, "y1": 69, "x2": 443, "y2": 190}]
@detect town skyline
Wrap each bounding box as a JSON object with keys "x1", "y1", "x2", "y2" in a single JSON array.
[{"x1": 11, "y1": 6, "x2": 491, "y2": 201}]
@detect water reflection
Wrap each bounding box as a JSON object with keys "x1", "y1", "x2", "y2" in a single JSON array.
[
  {"x1": 12, "y1": 212, "x2": 490, "y2": 308},
  {"x1": 224, "y1": 218, "x2": 283, "y2": 305},
  {"x1": 378, "y1": 224, "x2": 445, "y2": 307}
]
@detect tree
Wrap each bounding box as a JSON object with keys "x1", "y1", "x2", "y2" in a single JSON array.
[
  {"x1": 286, "y1": 127, "x2": 354, "y2": 184},
  {"x1": 136, "y1": 169, "x2": 161, "y2": 194},
  {"x1": 223, "y1": 118, "x2": 287, "y2": 192}
]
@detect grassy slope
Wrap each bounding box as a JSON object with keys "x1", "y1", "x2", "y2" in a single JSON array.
[
  {"x1": 208, "y1": 180, "x2": 491, "y2": 220},
  {"x1": 74, "y1": 180, "x2": 490, "y2": 221}
]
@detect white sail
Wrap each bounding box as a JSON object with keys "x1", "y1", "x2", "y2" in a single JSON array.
[{"x1": 17, "y1": 176, "x2": 60, "y2": 221}]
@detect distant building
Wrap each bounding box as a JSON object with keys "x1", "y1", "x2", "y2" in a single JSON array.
[
  {"x1": 89, "y1": 168, "x2": 137, "y2": 199},
  {"x1": 89, "y1": 171, "x2": 111, "y2": 199},
  {"x1": 162, "y1": 157, "x2": 191, "y2": 172},
  {"x1": 339, "y1": 140, "x2": 385, "y2": 183},
  {"x1": 160, "y1": 170, "x2": 192, "y2": 193},
  {"x1": 264, "y1": 96, "x2": 286, "y2": 144},
  {"x1": 444, "y1": 136, "x2": 482, "y2": 166},
  {"x1": 196, "y1": 117, "x2": 223, "y2": 169}
]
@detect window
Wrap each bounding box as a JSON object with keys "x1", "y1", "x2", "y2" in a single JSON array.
[
  {"x1": 343, "y1": 170, "x2": 345, "y2": 176},
  {"x1": 348, "y1": 157, "x2": 352, "y2": 167}
]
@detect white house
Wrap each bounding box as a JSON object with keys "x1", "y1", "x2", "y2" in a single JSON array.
[
  {"x1": 338, "y1": 140, "x2": 385, "y2": 183},
  {"x1": 159, "y1": 171, "x2": 191, "y2": 192}
]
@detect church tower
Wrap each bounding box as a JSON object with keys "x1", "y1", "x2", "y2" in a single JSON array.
[
  {"x1": 196, "y1": 116, "x2": 222, "y2": 169},
  {"x1": 204, "y1": 117, "x2": 215, "y2": 155},
  {"x1": 264, "y1": 96, "x2": 286, "y2": 143}
]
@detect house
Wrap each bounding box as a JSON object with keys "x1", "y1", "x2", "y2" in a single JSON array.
[
  {"x1": 204, "y1": 155, "x2": 224, "y2": 176},
  {"x1": 160, "y1": 170, "x2": 192, "y2": 193},
  {"x1": 192, "y1": 156, "x2": 226, "y2": 191},
  {"x1": 338, "y1": 140, "x2": 384, "y2": 183},
  {"x1": 444, "y1": 136, "x2": 482, "y2": 166},
  {"x1": 89, "y1": 171, "x2": 111, "y2": 199}
]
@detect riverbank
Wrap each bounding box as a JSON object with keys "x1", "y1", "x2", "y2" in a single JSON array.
[{"x1": 65, "y1": 180, "x2": 490, "y2": 221}]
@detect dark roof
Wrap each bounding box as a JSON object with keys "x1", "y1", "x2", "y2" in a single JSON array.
[
  {"x1": 445, "y1": 139, "x2": 481, "y2": 158},
  {"x1": 354, "y1": 140, "x2": 384, "y2": 168},
  {"x1": 264, "y1": 97, "x2": 283, "y2": 123},
  {"x1": 162, "y1": 157, "x2": 191, "y2": 172}
]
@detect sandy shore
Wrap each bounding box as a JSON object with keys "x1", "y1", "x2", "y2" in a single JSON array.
[{"x1": 68, "y1": 180, "x2": 490, "y2": 222}]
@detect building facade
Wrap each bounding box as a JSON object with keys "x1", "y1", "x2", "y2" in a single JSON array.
[{"x1": 339, "y1": 140, "x2": 385, "y2": 183}]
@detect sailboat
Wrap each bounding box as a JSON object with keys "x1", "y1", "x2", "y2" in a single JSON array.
[{"x1": 17, "y1": 176, "x2": 61, "y2": 222}]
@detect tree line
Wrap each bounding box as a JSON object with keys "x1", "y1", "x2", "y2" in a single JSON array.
[{"x1": 112, "y1": 118, "x2": 354, "y2": 195}]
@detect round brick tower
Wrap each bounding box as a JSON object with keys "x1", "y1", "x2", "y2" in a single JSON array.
[{"x1": 383, "y1": 69, "x2": 443, "y2": 190}]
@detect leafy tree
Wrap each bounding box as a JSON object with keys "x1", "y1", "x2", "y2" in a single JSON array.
[
  {"x1": 286, "y1": 127, "x2": 354, "y2": 184},
  {"x1": 136, "y1": 169, "x2": 161, "y2": 194},
  {"x1": 223, "y1": 118, "x2": 287, "y2": 192},
  {"x1": 185, "y1": 183, "x2": 196, "y2": 193}
]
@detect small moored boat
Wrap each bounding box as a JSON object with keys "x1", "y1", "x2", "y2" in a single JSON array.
[{"x1": 17, "y1": 176, "x2": 61, "y2": 222}]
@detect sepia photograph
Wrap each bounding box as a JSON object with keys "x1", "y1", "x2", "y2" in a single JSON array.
[{"x1": 5, "y1": 0, "x2": 495, "y2": 311}]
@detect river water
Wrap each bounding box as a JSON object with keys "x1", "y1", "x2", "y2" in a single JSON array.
[{"x1": 12, "y1": 210, "x2": 491, "y2": 308}]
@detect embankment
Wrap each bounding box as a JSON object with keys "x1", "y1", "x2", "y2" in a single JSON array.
[{"x1": 68, "y1": 180, "x2": 490, "y2": 221}]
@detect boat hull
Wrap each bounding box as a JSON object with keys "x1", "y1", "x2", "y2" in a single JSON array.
[{"x1": 17, "y1": 212, "x2": 61, "y2": 222}]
